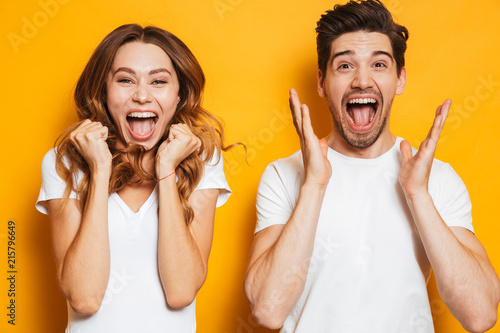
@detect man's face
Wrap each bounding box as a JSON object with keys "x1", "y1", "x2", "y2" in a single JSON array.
[{"x1": 318, "y1": 31, "x2": 406, "y2": 149}]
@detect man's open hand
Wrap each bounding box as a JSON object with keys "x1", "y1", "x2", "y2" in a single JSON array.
[
  {"x1": 399, "y1": 99, "x2": 451, "y2": 198},
  {"x1": 289, "y1": 88, "x2": 332, "y2": 188}
]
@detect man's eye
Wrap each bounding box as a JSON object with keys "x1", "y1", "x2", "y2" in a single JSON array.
[
  {"x1": 338, "y1": 64, "x2": 351, "y2": 69},
  {"x1": 374, "y1": 62, "x2": 386, "y2": 68}
]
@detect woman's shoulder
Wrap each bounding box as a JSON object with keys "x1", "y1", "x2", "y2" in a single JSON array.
[
  {"x1": 37, "y1": 148, "x2": 76, "y2": 215},
  {"x1": 196, "y1": 148, "x2": 231, "y2": 206},
  {"x1": 41, "y1": 147, "x2": 58, "y2": 171},
  {"x1": 40, "y1": 146, "x2": 84, "y2": 185}
]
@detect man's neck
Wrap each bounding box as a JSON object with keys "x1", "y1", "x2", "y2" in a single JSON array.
[{"x1": 326, "y1": 130, "x2": 397, "y2": 159}]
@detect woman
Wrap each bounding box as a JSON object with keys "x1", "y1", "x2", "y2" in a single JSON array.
[{"x1": 36, "y1": 24, "x2": 231, "y2": 332}]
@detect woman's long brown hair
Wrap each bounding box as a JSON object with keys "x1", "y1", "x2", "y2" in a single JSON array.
[{"x1": 55, "y1": 24, "x2": 230, "y2": 224}]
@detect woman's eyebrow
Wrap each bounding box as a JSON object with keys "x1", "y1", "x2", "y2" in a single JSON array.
[
  {"x1": 114, "y1": 67, "x2": 135, "y2": 75},
  {"x1": 113, "y1": 67, "x2": 172, "y2": 75},
  {"x1": 149, "y1": 68, "x2": 172, "y2": 75}
]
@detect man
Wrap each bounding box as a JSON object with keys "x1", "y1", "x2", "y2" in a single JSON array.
[{"x1": 243, "y1": 1, "x2": 500, "y2": 332}]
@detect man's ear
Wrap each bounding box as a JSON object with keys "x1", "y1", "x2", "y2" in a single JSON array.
[
  {"x1": 318, "y1": 70, "x2": 326, "y2": 98},
  {"x1": 396, "y1": 67, "x2": 407, "y2": 95}
]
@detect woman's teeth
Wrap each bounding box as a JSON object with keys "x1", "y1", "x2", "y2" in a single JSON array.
[{"x1": 128, "y1": 111, "x2": 156, "y2": 118}]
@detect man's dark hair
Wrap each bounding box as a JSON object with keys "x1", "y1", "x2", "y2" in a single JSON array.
[{"x1": 316, "y1": 0, "x2": 409, "y2": 76}]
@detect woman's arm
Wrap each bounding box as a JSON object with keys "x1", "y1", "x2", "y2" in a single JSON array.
[
  {"x1": 157, "y1": 182, "x2": 219, "y2": 308},
  {"x1": 155, "y1": 123, "x2": 219, "y2": 308},
  {"x1": 154, "y1": 123, "x2": 218, "y2": 307},
  {"x1": 48, "y1": 120, "x2": 112, "y2": 315}
]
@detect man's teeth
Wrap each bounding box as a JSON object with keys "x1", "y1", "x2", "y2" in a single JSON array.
[
  {"x1": 348, "y1": 98, "x2": 376, "y2": 104},
  {"x1": 128, "y1": 112, "x2": 156, "y2": 118}
]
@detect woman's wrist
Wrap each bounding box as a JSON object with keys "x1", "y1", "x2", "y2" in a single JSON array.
[
  {"x1": 156, "y1": 162, "x2": 178, "y2": 179},
  {"x1": 157, "y1": 168, "x2": 179, "y2": 182},
  {"x1": 90, "y1": 164, "x2": 112, "y2": 180}
]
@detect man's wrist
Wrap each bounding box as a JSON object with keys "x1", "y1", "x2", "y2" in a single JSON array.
[
  {"x1": 405, "y1": 190, "x2": 433, "y2": 207},
  {"x1": 301, "y1": 181, "x2": 328, "y2": 196}
]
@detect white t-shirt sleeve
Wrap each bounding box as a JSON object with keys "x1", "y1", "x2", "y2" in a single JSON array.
[
  {"x1": 36, "y1": 148, "x2": 80, "y2": 215},
  {"x1": 255, "y1": 162, "x2": 295, "y2": 234},
  {"x1": 430, "y1": 162, "x2": 474, "y2": 233},
  {"x1": 36, "y1": 148, "x2": 232, "y2": 214},
  {"x1": 195, "y1": 151, "x2": 231, "y2": 207}
]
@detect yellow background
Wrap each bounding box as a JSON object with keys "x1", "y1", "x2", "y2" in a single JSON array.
[{"x1": 1, "y1": 0, "x2": 499, "y2": 332}]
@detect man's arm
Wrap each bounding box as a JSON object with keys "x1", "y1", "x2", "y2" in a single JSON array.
[
  {"x1": 244, "y1": 89, "x2": 332, "y2": 329},
  {"x1": 399, "y1": 99, "x2": 500, "y2": 333}
]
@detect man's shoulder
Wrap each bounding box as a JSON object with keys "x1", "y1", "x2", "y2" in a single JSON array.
[
  {"x1": 259, "y1": 150, "x2": 305, "y2": 187},
  {"x1": 430, "y1": 156, "x2": 449, "y2": 171},
  {"x1": 429, "y1": 156, "x2": 458, "y2": 186},
  {"x1": 265, "y1": 150, "x2": 304, "y2": 175}
]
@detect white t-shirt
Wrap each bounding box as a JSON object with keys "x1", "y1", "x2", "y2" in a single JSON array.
[
  {"x1": 256, "y1": 137, "x2": 473, "y2": 333},
  {"x1": 36, "y1": 148, "x2": 231, "y2": 333}
]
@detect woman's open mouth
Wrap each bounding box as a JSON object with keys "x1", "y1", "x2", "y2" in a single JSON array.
[
  {"x1": 126, "y1": 111, "x2": 158, "y2": 141},
  {"x1": 345, "y1": 97, "x2": 380, "y2": 132}
]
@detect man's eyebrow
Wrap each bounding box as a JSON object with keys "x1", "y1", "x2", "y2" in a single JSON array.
[
  {"x1": 332, "y1": 50, "x2": 353, "y2": 61},
  {"x1": 331, "y1": 50, "x2": 395, "y2": 63},
  {"x1": 113, "y1": 67, "x2": 172, "y2": 75},
  {"x1": 373, "y1": 50, "x2": 394, "y2": 60}
]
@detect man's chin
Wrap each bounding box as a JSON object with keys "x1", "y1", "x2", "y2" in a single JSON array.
[
  {"x1": 339, "y1": 124, "x2": 385, "y2": 149},
  {"x1": 343, "y1": 135, "x2": 379, "y2": 149}
]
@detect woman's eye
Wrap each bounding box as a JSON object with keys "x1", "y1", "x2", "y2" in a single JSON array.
[
  {"x1": 118, "y1": 78, "x2": 133, "y2": 84},
  {"x1": 152, "y1": 80, "x2": 167, "y2": 85}
]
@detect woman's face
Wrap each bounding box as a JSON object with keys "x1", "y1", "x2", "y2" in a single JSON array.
[{"x1": 106, "y1": 41, "x2": 180, "y2": 150}]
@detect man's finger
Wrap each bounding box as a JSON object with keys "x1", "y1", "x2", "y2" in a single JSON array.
[
  {"x1": 430, "y1": 115, "x2": 444, "y2": 140},
  {"x1": 301, "y1": 104, "x2": 315, "y2": 141},
  {"x1": 289, "y1": 88, "x2": 303, "y2": 137},
  {"x1": 424, "y1": 114, "x2": 445, "y2": 153},
  {"x1": 435, "y1": 104, "x2": 442, "y2": 118},
  {"x1": 400, "y1": 140, "x2": 413, "y2": 163},
  {"x1": 319, "y1": 139, "x2": 329, "y2": 158},
  {"x1": 439, "y1": 99, "x2": 451, "y2": 130}
]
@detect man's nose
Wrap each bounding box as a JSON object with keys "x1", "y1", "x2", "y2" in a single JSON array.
[
  {"x1": 132, "y1": 83, "x2": 152, "y2": 104},
  {"x1": 351, "y1": 66, "x2": 374, "y2": 90}
]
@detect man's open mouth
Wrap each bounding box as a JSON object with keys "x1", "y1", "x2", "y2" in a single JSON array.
[
  {"x1": 345, "y1": 97, "x2": 379, "y2": 131},
  {"x1": 126, "y1": 111, "x2": 158, "y2": 140}
]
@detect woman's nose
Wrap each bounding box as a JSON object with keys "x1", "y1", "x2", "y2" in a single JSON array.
[{"x1": 132, "y1": 83, "x2": 152, "y2": 104}]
